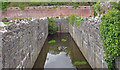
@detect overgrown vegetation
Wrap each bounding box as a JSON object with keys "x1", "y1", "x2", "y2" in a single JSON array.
[
  {"x1": 1, "y1": 2, "x2": 96, "y2": 10},
  {"x1": 93, "y1": 9, "x2": 97, "y2": 18},
  {"x1": 47, "y1": 17, "x2": 57, "y2": 35},
  {"x1": 92, "y1": 2, "x2": 105, "y2": 17},
  {"x1": 67, "y1": 13, "x2": 83, "y2": 26},
  {"x1": 76, "y1": 16, "x2": 83, "y2": 26},
  {"x1": 1, "y1": 2, "x2": 10, "y2": 11},
  {"x1": 68, "y1": 13, "x2": 77, "y2": 25},
  {"x1": 73, "y1": 5, "x2": 79, "y2": 9},
  {"x1": 100, "y1": 9, "x2": 120, "y2": 69},
  {"x1": 110, "y1": 2, "x2": 120, "y2": 11}
]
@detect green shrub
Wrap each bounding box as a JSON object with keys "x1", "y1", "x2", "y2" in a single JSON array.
[
  {"x1": 73, "y1": 5, "x2": 79, "y2": 9},
  {"x1": 56, "y1": 16, "x2": 59, "y2": 18},
  {"x1": 25, "y1": 18, "x2": 29, "y2": 20},
  {"x1": 110, "y1": 2, "x2": 120, "y2": 11},
  {"x1": 93, "y1": 2, "x2": 105, "y2": 17},
  {"x1": 1, "y1": 2, "x2": 10, "y2": 11},
  {"x1": 76, "y1": 16, "x2": 83, "y2": 26},
  {"x1": 61, "y1": 39, "x2": 67, "y2": 42},
  {"x1": 19, "y1": 6, "x2": 25, "y2": 10},
  {"x1": 47, "y1": 17, "x2": 57, "y2": 35},
  {"x1": 68, "y1": 13, "x2": 78, "y2": 25},
  {"x1": 3, "y1": 17, "x2": 7, "y2": 20},
  {"x1": 19, "y1": 18, "x2": 24, "y2": 21},
  {"x1": 68, "y1": 14, "x2": 83, "y2": 27},
  {"x1": 3, "y1": 22, "x2": 9, "y2": 24},
  {"x1": 30, "y1": 18, "x2": 32, "y2": 20},
  {"x1": 93, "y1": 10, "x2": 97, "y2": 17},
  {"x1": 100, "y1": 9, "x2": 120, "y2": 69}
]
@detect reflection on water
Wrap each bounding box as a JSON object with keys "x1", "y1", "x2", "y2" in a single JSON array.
[
  {"x1": 33, "y1": 33, "x2": 91, "y2": 69},
  {"x1": 44, "y1": 52, "x2": 74, "y2": 68}
]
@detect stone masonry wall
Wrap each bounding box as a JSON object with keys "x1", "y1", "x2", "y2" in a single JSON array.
[
  {"x1": 69, "y1": 17, "x2": 108, "y2": 68},
  {"x1": 0, "y1": 17, "x2": 120, "y2": 69},
  {"x1": 55, "y1": 18, "x2": 69, "y2": 33},
  {"x1": 115, "y1": 57, "x2": 120, "y2": 70},
  {"x1": 0, "y1": 18, "x2": 48, "y2": 69},
  {"x1": 1, "y1": 6, "x2": 93, "y2": 19}
]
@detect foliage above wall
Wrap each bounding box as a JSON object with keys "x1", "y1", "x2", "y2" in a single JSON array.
[
  {"x1": 1, "y1": 2, "x2": 96, "y2": 11},
  {"x1": 110, "y1": 2, "x2": 120, "y2": 11},
  {"x1": 67, "y1": 13, "x2": 83, "y2": 27},
  {"x1": 100, "y1": 9, "x2": 120, "y2": 69},
  {"x1": 92, "y1": 2, "x2": 105, "y2": 17},
  {"x1": 1, "y1": 2, "x2": 10, "y2": 11},
  {"x1": 68, "y1": 13, "x2": 77, "y2": 25}
]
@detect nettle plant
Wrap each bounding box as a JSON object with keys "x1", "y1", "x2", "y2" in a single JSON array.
[{"x1": 100, "y1": 9, "x2": 120, "y2": 69}]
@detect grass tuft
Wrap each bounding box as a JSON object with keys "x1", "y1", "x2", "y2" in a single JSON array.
[
  {"x1": 74, "y1": 61, "x2": 87, "y2": 65},
  {"x1": 48, "y1": 40, "x2": 56, "y2": 44},
  {"x1": 61, "y1": 39, "x2": 67, "y2": 42}
]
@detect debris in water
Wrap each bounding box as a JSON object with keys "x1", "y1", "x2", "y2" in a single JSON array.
[{"x1": 58, "y1": 46, "x2": 67, "y2": 51}]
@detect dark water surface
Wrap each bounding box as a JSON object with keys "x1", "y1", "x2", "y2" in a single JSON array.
[{"x1": 33, "y1": 33, "x2": 91, "y2": 69}]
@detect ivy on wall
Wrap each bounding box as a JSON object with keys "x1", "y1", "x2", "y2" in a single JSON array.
[{"x1": 100, "y1": 9, "x2": 120, "y2": 69}]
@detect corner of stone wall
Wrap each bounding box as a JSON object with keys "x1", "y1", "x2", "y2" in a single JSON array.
[
  {"x1": 0, "y1": 22, "x2": 8, "y2": 69},
  {"x1": 115, "y1": 57, "x2": 120, "y2": 70},
  {"x1": 68, "y1": 17, "x2": 108, "y2": 68},
  {"x1": 0, "y1": 32, "x2": 3, "y2": 69}
]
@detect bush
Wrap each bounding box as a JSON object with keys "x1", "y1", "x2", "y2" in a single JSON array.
[
  {"x1": 111, "y1": 2, "x2": 120, "y2": 11},
  {"x1": 73, "y1": 5, "x2": 79, "y2": 9},
  {"x1": 1, "y1": 2, "x2": 10, "y2": 11},
  {"x1": 68, "y1": 13, "x2": 78, "y2": 25},
  {"x1": 68, "y1": 13, "x2": 83, "y2": 27},
  {"x1": 93, "y1": 10, "x2": 97, "y2": 17},
  {"x1": 93, "y1": 2, "x2": 105, "y2": 17},
  {"x1": 100, "y1": 9, "x2": 120, "y2": 69},
  {"x1": 56, "y1": 16, "x2": 59, "y2": 18},
  {"x1": 52, "y1": 5, "x2": 58, "y2": 9},
  {"x1": 76, "y1": 16, "x2": 83, "y2": 26},
  {"x1": 47, "y1": 17, "x2": 57, "y2": 35},
  {"x1": 19, "y1": 6, "x2": 25, "y2": 10},
  {"x1": 3, "y1": 17, "x2": 7, "y2": 20}
]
